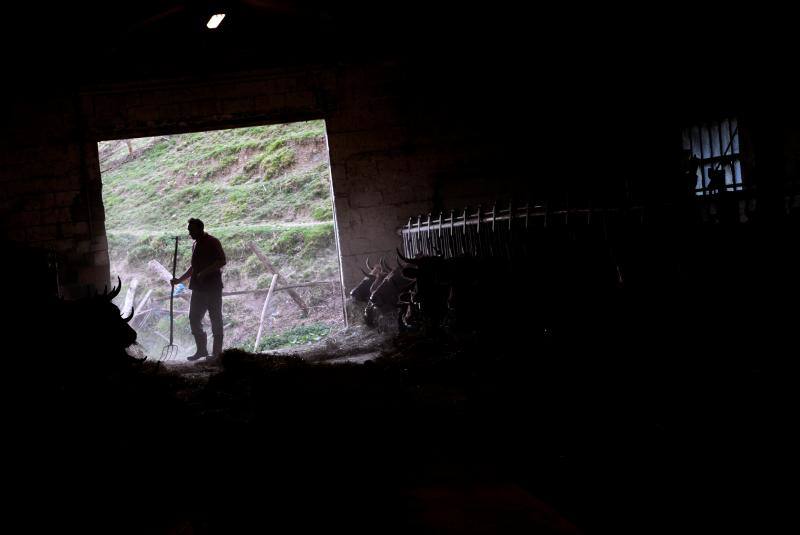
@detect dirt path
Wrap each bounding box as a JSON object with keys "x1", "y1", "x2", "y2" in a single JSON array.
[{"x1": 107, "y1": 221, "x2": 329, "y2": 236}]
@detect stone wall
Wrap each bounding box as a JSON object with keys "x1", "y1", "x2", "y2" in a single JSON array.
[{"x1": 1, "y1": 61, "x2": 519, "y2": 317}]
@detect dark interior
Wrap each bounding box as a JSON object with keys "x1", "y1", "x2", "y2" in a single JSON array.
[{"x1": 2, "y1": 2, "x2": 796, "y2": 533}]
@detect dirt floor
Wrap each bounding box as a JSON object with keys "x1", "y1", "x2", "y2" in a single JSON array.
[{"x1": 148, "y1": 322, "x2": 392, "y2": 378}]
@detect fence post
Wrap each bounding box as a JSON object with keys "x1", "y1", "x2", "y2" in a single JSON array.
[
  {"x1": 254, "y1": 274, "x2": 278, "y2": 352},
  {"x1": 247, "y1": 242, "x2": 309, "y2": 317}
]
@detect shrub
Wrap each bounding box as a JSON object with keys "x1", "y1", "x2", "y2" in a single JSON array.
[
  {"x1": 273, "y1": 229, "x2": 304, "y2": 254},
  {"x1": 311, "y1": 205, "x2": 333, "y2": 221},
  {"x1": 244, "y1": 254, "x2": 263, "y2": 276},
  {"x1": 253, "y1": 323, "x2": 332, "y2": 351}
]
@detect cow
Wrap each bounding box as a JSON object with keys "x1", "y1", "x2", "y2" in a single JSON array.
[
  {"x1": 39, "y1": 276, "x2": 139, "y2": 367},
  {"x1": 395, "y1": 250, "x2": 453, "y2": 331},
  {"x1": 368, "y1": 258, "x2": 414, "y2": 309},
  {"x1": 362, "y1": 257, "x2": 414, "y2": 327},
  {"x1": 349, "y1": 257, "x2": 388, "y2": 303}
]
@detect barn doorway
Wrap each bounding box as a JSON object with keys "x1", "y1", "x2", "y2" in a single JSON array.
[{"x1": 98, "y1": 120, "x2": 345, "y2": 361}]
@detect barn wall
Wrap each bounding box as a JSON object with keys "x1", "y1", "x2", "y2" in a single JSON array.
[
  {"x1": 0, "y1": 60, "x2": 527, "y2": 308},
  {"x1": 3, "y1": 55, "x2": 799, "y2": 311}
]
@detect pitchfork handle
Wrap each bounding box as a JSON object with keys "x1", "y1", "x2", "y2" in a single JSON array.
[{"x1": 170, "y1": 236, "x2": 179, "y2": 344}]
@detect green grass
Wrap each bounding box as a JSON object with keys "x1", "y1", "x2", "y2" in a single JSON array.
[
  {"x1": 247, "y1": 323, "x2": 333, "y2": 351},
  {"x1": 107, "y1": 222, "x2": 336, "y2": 278},
  {"x1": 99, "y1": 120, "x2": 332, "y2": 232}
]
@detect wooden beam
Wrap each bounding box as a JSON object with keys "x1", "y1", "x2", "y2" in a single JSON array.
[
  {"x1": 221, "y1": 281, "x2": 339, "y2": 297},
  {"x1": 247, "y1": 242, "x2": 309, "y2": 317},
  {"x1": 121, "y1": 278, "x2": 139, "y2": 316},
  {"x1": 133, "y1": 289, "x2": 153, "y2": 317}
]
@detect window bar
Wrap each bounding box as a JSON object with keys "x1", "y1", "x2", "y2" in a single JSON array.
[
  {"x1": 727, "y1": 118, "x2": 739, "y2": 190},
  {"x1": 716, "y1": 121, "x2": 727, "y2": 192},
  {"x1": 698, "y1": 125, "x2": 707, "y2": 196},
  {"x1": 687, "y1": 127, "x2": 698, "y2": 195}
]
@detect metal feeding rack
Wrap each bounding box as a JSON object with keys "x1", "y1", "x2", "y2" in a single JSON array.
[{"x1": 399, "y1": 201, "x2": 646, "y2": 259}]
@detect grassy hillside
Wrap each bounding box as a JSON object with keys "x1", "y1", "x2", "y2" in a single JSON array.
[
  {"x1": 98, "y1": 120, "x2": 343, "y2": 359},
  {"x1": 100, "y1": 121, "x2": 332, "y2": 229}
]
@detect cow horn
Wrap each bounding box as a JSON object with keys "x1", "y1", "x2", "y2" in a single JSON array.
[
  {"x1": 107, "y1": 276, "x2": 122, "y2": 300},
  {"x1": 365, "y1": 257, "x2": 373, "y2": 271},
  {"x1": 122, "y1": 307, "x2": 135, "y2": 323},
  {"x1": 360, "y1": 268, "x2": 370, "y2": 277},
  {"x1": 396, "y1": 248, "x2": 413, "y2": 264}
]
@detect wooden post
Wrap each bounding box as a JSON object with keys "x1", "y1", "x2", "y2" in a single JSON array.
[
  {"x1": 134, "y1": 289, "x2": 153, "y2": 317},
  {"x1": 254, "y1": 274, "x2": 278, "y2": 352},
  {"x1": 122, "y1": 278, "x2": 139, "y2": 317},
  {"x1": 247, "y1": 242, "x2": 309, "y2": 317}
]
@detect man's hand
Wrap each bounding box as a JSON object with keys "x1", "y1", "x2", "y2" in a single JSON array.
[{"x1": 170, "y1": 277, "x2": 181, "y2": 286}]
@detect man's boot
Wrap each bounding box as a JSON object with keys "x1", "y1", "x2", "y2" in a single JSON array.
[
  {"x1": 207, "y1": 334, "x2": 224, "y2": 364},
  {"x1": 187, "y1": 332, "x2": 208, "y2": 361}
]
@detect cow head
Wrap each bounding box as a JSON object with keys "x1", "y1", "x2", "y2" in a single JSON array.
[
  {"x1": 368, "y1": 258, "x2": 414, "y2": 310},
  {"x1": 349, "y1": 257, "x2": 388, "y2": 303},
  {"x1": 66, "y1": 276, "x2": 138, "y2": 354}
]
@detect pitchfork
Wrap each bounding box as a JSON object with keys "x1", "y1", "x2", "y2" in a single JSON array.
[{"x1": 160, "y1": 236, "x2": 180, "y2": 361}]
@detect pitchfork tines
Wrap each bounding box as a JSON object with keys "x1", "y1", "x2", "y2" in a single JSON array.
[{"x1": 160, "y1": 340, "x2": 179, "y2": 361}]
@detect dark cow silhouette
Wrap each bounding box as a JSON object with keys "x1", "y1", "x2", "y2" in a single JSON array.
[
  {"x1": 57, "y1": 276, "x2": 137, "y2": 356},
  {"x1": 363, "y1": 257, "x2": 414, "y2": 327},
  {"x1": 349, "y1": 257, "x2": 387, "y2": 302}
]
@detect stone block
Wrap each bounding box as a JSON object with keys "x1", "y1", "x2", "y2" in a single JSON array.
[{"x1": 350, "y1": 190, "x2": 383, "y2": 208}]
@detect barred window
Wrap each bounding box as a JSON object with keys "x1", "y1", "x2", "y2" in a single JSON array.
[{"x1": 682, "y1": 118, "x2": 742, "y2": 195}]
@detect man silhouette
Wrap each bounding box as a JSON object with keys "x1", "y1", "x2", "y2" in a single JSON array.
[{"x1": 171, "y1": 218, "x2": 227, "y2": 362}]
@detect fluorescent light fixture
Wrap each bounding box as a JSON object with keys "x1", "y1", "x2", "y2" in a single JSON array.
[{"x1": 206, "y1": 13, "x2": 226, "y2": 29}]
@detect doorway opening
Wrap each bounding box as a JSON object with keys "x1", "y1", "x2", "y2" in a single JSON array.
[{"x1": 98, "y1": 120, "x2": 344, "y2": 361}]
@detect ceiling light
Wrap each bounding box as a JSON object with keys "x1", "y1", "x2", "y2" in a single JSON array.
[{"x1": 206, "y1": 14, "x2": 226, "y2": 29}]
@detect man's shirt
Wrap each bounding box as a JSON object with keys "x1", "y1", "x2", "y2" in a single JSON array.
[{"x1": 190, "y1": 233, "x2": 226, "y2": 291}]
